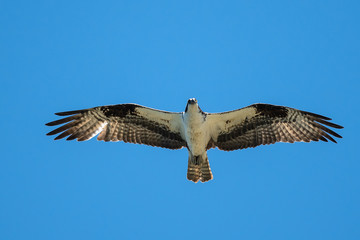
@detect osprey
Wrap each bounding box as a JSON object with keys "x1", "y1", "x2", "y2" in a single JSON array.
[{"x1": 46, "y1": 98, "x2": 343, "y2": 183}]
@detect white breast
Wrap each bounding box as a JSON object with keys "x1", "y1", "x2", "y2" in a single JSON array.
[{"x1": 182, "y1": 105, "x2": 210, "y2": 156}]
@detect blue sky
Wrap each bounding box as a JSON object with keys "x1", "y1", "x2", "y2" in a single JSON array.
[{"x1": 1, "y1": 1, "x2": 359, "y2": 239}]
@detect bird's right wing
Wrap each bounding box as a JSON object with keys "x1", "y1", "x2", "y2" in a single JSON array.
[
  {"x1": 46, "y1": 104, "x2": 186, "y2": 149},
  {"x1": 206, "y1": 103, "x2": 343, "y2": 151}
]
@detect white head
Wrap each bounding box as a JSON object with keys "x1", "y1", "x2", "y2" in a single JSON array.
[{"x1": 185, "y1": 98, "x2": 200, "y2": 113}]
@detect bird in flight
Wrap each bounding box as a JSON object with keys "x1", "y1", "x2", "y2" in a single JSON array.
[{"x1": 46, "y1": 98, "x2": 343, "y2": 183}]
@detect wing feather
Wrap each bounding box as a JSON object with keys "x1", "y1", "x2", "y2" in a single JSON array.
[
  {"x1": 46, "y1": 104, "x2": 186, "y2": 149},
  {"x1": 207, "y1": 103, "x2": 343, "y2": 151},
  {"x1": 45, "y1": 115, "x2": 81, "y2": 126}
]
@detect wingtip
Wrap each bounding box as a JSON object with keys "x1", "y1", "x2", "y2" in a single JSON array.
[
  {"x1": 45, "y1": 121, "x2": 60, "y2": 126},
  {"x1": 330, "y1": 123, "x2": 344, "y2": 129},
  {"x1": 55, "y1": 110, "x2": 86, "y2": 116},
  {"x1": 55, "y1": 112, "x2": 72, "y2": 116},
  {"x1": 55, "y1": 112, "x2": 66, "y2": 116},
  {"x1": 302, "y1": 110, "x2": 332, "y2": 120}
]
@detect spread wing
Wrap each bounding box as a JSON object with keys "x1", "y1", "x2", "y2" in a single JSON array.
[
  {"x1": 206, "y1": 103, "x2": 343, "y2": 151},
  {"x1": 46, "y1": 104, "x2": 186, "y2": 149}
]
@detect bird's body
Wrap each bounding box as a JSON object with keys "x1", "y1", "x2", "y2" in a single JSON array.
[
  {"x1": 182, "y1": 99, "x2": 213, "y2": 181},
  {"x1": 183, "y1": 99, "x2": 208, "y2": 156},
  {"x1": 46, "y1": 98, "x2": 343, "y2": 183}
]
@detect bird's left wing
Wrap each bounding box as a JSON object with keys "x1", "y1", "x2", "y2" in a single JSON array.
[
  {"x1": 46, "y1": 104, "x2": 186, "y2": 149},
  {"x1": 206, "y1": 104, "x2": 343, "y2": 151}
]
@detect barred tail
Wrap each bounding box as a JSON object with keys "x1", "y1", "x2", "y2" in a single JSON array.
[{"x1": 187, "y1": 152, "x2": 213, "y2": 183}]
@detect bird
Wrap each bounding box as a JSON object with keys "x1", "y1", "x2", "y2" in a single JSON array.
[{"x1": 46, "y1": 98, "x2": 343, "y2": 183}]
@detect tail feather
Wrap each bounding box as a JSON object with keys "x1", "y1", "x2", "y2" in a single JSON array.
[
  {"x1": 187, "y1": 152, "x2": 213, "y2": 183},
  {"x1": 187, "y1": 158, "x2": 201, "y2": 183},
  {"x1": 200, "y1": 159, "x2": 212, "y2": 182}
]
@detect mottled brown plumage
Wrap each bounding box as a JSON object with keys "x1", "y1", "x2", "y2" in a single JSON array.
[
  {"x1": 212, "y1": 104, "x2": 343, "y2": 151},
  {"x1": 46, "y1": 104, "x2": 186, "y2": 149}
]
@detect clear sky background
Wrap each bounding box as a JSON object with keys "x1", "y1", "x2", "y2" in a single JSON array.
[{"x1": 1, "y1": 1, "x2": 359, "y2": 239}]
